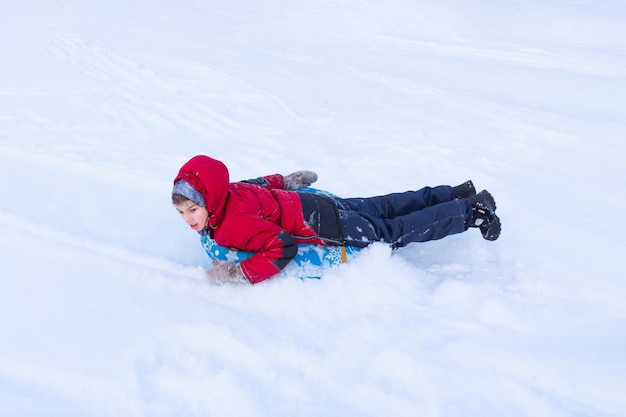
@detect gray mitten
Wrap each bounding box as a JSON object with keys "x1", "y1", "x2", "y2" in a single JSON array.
[
  {"x1": 284, "y1": 171, "x2": 318, "y2": 190},
  {"x1": 206, "y1": 260, "x2": 249, "y2": 285}
]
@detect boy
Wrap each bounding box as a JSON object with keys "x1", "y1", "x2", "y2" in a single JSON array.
[{"x1": 173, "y1": 155, "x2": 500, "y2": 284}]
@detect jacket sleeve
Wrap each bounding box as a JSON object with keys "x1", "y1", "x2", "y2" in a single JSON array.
[
  {"x1": 238, "y1": 174, "x2": 285, "y2": 190},
  {"x1": 218, "y1": 216, "x2": 297, "y2": 284}
]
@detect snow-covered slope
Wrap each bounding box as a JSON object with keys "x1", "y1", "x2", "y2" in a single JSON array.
[{"x1": 1, "y1": 1, "x2": 625, "y2": 416}]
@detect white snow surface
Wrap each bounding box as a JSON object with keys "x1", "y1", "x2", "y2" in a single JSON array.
[{"x1": 1, "y1": 1, "x2": 625, "y2": 416}]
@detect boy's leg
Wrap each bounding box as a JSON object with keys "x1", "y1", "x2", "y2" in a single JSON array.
[
  {"x1": 340, "y1": 198, "x2": 472, "y2": 248},
  {"x1": 338, "y1": 186, "x2": 456, "y2": 219},
  {"x1": 389, "y1": 199, "x2": 472, "y2": 247}
]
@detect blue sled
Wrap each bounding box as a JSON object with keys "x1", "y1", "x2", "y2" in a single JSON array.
[{"x1": 199, "y1": 188, "x2": 361, "y2": 279}]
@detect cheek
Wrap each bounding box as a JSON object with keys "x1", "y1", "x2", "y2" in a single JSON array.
[{"x1": 197, "y1": 210, "x2": 209, "y2": 223}]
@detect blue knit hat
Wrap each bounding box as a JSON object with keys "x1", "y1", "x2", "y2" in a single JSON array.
[{"x1": 172, "y1": 179, "x2": 206, "y2": 207}]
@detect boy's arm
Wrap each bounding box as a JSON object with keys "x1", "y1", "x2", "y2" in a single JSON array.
[
  {"x1": 239, "y1": 171, "x2": 317, "y2": 190},
  {"x1": 239, "y1": 174, "x2": 284, "y2": 189},
  {"x1": 214, "y1": 216, "x2": 298, "y2": 284},
  {"x1": 239, "y1": 230, "x2": 298, "y2": 284}
]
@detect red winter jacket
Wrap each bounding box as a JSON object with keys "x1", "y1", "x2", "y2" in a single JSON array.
[{"x1": 174, "y1": 155, "x2": 327, "y2": 284}]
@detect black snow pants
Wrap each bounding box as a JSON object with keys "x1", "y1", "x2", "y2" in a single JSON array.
[{"x1": 299, "y1": 186, "x2": 472, "y2": 249}]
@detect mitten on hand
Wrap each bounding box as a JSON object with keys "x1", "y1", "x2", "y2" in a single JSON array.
[
  {"x1": 284, "y1": 171, "x2": 318, "y2": 190},
  {"x1": 206, "y1": 260, "x2": 249, "y2": 285}
]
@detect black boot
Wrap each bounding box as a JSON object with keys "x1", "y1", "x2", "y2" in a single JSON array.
[
  {"x1": 453, "y1": 180, "x2": 477, "y2": 199},
  {"x1": 469, "y1": 190, "x2": 501, "y2": 241}
]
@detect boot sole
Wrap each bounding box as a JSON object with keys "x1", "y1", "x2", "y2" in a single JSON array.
[
  {"x1": 479, "y1": 190, "x2": 497, "y2": 212},
  {"x1": 480, "y1": 212, "x2": 501, "y2": 241}
]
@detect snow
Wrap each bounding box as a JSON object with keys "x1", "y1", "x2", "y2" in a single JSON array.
[{"x1": 1, "y1": 0, "x2": 625, "y2": 416}]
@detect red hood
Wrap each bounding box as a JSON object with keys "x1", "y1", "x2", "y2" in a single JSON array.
[{"x1": 174, "y1": 155, "x2": 230, "y2": 229}]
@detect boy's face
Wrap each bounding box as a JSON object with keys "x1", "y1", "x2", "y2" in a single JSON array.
[{"x1": 175, "y1": 200, "x2": 209, "y2": 232}]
